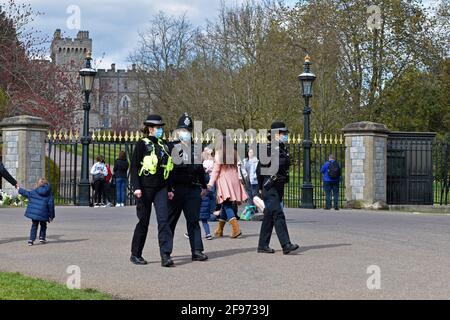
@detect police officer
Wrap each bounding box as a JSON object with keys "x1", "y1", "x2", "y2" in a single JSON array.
[
  {"x1": 256, "y1": 121, "x2": 299, "y2": 255},
  {"x1": 167, "y1": 113, "x2": 208, "y2": 262},
  {"x1": 130, "y1": 114, "x2": 175, "y2": 267}
]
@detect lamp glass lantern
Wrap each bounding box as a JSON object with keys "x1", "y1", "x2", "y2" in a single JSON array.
[
  {"x1": 79, "y1": 52, "x2": 97, "y2": 92},
  {"x1": 298, "y1": 56, "x2": 316, "y2": 97}
]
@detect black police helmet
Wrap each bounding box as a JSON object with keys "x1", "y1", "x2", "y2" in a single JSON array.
[
  {"x1": 176, "y1": 113, "x2": 193, "y2": 131},
  {"x1": 271, "y1": 121, "x2": 289, "y2": 133},
  {"x1": 143, "y1": 114, "x2": 165, "y2": 127}
]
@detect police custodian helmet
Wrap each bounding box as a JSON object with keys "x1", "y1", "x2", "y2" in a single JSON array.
[
  {"x1": 271, "y1": 121, "x2": 289, "y2": 132},
  {"x1": 143, "y1": 114, "x2": 165, "y2": 127},
  {"x1": 176, "y1": 113, "x2": 193, "y2": 131}
]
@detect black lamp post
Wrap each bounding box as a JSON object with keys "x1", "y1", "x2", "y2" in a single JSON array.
[
  {"x1": 298, "y1": 55, "x2": 316, "y2": 209},
  {"x1": 78, "y1": 51, "x2": 97, "y2": 206}
]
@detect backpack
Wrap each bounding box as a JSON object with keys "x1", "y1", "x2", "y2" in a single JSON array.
[{"x1": 327, "y1": 161, "x2": 341, "y2": 179}]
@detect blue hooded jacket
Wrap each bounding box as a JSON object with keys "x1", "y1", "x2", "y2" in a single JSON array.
[
  {"x1": 320, "y1": 160, "x2": 341, "y2": 182},
  {"x1": 19, "y1": 184, "x2": 55, "y2": 221}
]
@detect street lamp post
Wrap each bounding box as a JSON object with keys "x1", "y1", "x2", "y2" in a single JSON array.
[
  {"x1": 78, "y1": 52, "x2": 97, "y2": 206},
  {"x1": 298, "y1": 55, "x2": 316, "y2": 209}
]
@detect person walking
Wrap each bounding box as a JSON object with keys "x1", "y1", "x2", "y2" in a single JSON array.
[
  {"x1": 129, "y1": 114, "x2": 175, "y2": 267},
  {"x1": 207, "y1": 136, "x2": 247, "y2": 238},
  {"x1": 167, "y1": 113, "x2": 208, "y2": 262},
  {"x1": 18, "y1": 178, "x2": 55, "y2": 246},
  {"x1": 256, "y1": 121, "x2": 299, "y2": 254},
  {"x1": 239, "y1": 148, "x2": 259, "y2": 220},
  {"x1": 200, "y1": 147, "x2": 216, "y2": 239},
  {"x1": 114, "y1": 150, "x2": 129, "y2": 207},
  {"x1": 90, "y1": 155, "x2": 108, "y2": 207},
  {"x1": 320, "y1": 154, "x2": 341, "y2": 210}
]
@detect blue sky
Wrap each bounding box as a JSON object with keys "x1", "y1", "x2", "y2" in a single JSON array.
[{"x1": 17, "y1": 0, "x2": 437, "y2": 69}]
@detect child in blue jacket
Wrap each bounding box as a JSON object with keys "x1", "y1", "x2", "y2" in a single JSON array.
[{"x1": 18, "y1": 178, "x2": 55, "y2": 246}]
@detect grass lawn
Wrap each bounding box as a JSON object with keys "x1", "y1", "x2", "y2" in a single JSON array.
[{"x1": 0, "y1": 272, "x2": 113, "y2": 300}]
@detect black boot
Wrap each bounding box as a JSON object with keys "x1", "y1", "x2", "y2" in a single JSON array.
[
  {"x1": 257, "y1": 246, "x2": 275, "y2": 254},
  {"x1": 130, "y1": 255, "x2": 148, "y2": 265},
  {"x1": 282, "y1": 243, "x2": 300, "y2": 255},
  {"x1": 192, "y1": 251, "x2": 208, "y2": 261},
  {"x1": 161, "y1": 254, "x2": 174, "y2": 267}
]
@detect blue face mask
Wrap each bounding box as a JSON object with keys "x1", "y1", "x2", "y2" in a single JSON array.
[
  {"x1": 154, "y1": 128, "x2": 163, "y2": 139},
  {"x1": 179, "y1": 131, "x2": 191, "y2": 142},
  {"x1": 280, "y1": 134, "x2": 288, "y2": 143}
]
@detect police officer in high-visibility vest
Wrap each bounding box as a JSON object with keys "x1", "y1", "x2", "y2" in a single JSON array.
[
  {"x1": 167, "y1": 113, "x2": 208, "y2": 262},
  {"x1": 256, "y1": 121, "x2": 299, "y2": 255},
  {"x1": 130, "y1": 114, "x2": 175, "y2": 267}
]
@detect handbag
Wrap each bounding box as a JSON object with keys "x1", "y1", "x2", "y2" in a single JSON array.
[{"x1": 92, "y1": 173, "x2": 105, "y2": 182}]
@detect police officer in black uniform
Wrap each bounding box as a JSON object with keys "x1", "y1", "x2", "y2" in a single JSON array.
[
  {"x1": 167, "y1": 113, "x2": 208, "y2": 262},
  {"x1": 256, "y1": 121, "x2": 299, "y2": 254},
  {"x1": 130, "y1": 114, "x2": 175, "y2": 267}
]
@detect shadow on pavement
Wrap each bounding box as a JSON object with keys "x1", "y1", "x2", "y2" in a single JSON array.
[
  {"x1": 293, "y1": 243, "x2": 352, "y2": 255},
  {"x1": 171, "y1": 247, "x2": 257, "y2": 266},
  {"x1": 0, "y1": 235, "x2": 89, "y2": 245}
]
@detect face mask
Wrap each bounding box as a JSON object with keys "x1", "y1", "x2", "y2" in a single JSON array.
[
  {"x1": 179, "y1": 131, "x2": 191, "y2": 141},
  {"x1": 280, "y1": 135, "x2": 288, "y2": 143},
  {"x1": 154, "y1": 128, "x2": 163, "y2": 139}
]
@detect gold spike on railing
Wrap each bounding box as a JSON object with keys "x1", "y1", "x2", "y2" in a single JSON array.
[
  {"x1": 62, "y1": 130, "x2": 68, "y2": 141},
  {"x1": 233, "y1": 134, "x2": 238, "y2": 143},
  {"x1": 249, "y1": 135, "x2": 254, "y2": 144},
  {"x1": 313, "y1": 133, "x2": 317, "y2": 144},
  {"x1": 136, "y1": 131, "x2": 141, "y2": 140},
  {"x1": 129, "y1": 131, "x2": 134, "y2": 142},
  {"x1": 57, "y1": 130, "x2": 62, "y2": 140},
  {"x1": 91, "y1": 131, "x2": 96, "y2": 141},
  {"x1": 69, "y1": 129, "x2": 73, "y2": 141},
  {"x1": 113, "y1": 131, "x2": 117, "y2": 141},
  {"x1": 102, "y1": 131, "x2": 107, "y2": 141},
  {"x1": 74, "y1": 131, "x2": 79, "y2": 140},
  {"x1": 297, "y1": 134, "x2": 302, "y2": 144},
  {"x1": 244, "y1": 134, "x2": 248, "y2": 144},
  {"x1": 334, "y1": 134, "x2": 338, "y2": 145},
  {"x1": 47, "y1": 131, "x2": 52, "y2": 140},
  {"x1": 107, "y1": 131, "x2": 112, "y2": 141},
  {"x1": 124, "y1": 131, "x2": 129, "y2": 141},
  {"x1": 118, "y1": 131, "x2": 122, "y2": 141},
  {"x1": 324, "y1": 134, "x2": 328, "y2": 144},
  {"x1": 238, "y1": 134, "x2": 243, "y2": 144},
  {"x1": 211, "y1": 134, "x2": 216, "y2": 143},
  {"x1": 205, "y1": 133, "x2": 210, "y2": 143}
]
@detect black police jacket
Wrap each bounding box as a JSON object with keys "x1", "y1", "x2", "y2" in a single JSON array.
[
  {"x1": 167, "y1": 140, "x2": 207, "y2": 191},
  {"x1": 130, "y1": 136, "x2": 170, "y2": 190},
  {"x1": 256, "y1": 141, "x2": 290, "y2": 195}
]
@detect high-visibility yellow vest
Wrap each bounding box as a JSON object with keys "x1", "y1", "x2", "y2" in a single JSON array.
[{"x1": 139, "y1": 138, "x2": 173, "y2": 180}]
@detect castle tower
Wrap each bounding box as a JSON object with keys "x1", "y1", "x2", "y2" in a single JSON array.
[{"x1": 50, "y1": 29, "x2": 92, "y2": 72}]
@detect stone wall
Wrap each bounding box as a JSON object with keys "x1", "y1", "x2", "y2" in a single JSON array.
[
  {"x1": 343, "y1": 121, "x2": 389, "y2": 209},
  {"x1": 0, "y1": 116, "x2": 49, "y2": 195}
]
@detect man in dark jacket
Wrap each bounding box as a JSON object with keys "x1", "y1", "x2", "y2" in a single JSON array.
[
  {"x1": 320, "y1": 154, "x2": 341, "y2": 210},
  {"x1": 129, "y1": 114, "x2": 175, "y2": 267},
  {"x1": 256, "y1": 121, "x2": 299, "y2": 255},
  {"x1": 18, "y1": 179, "x2": 55, "y2": 246},
  {"x1": 0, "y1": 161, "x2": 18, "y2": 188},
  {"x1": 167, "y1": 113, "x2": 208, "y2": 262}
]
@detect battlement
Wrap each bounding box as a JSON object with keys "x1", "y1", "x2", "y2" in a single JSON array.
[{"x1": 96, "y1": 64, "x2": 138, "y2": 75}]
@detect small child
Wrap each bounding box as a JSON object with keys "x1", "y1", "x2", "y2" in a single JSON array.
[{"x1": 18, "y1": 178, "x2": 55, "y2": 246}]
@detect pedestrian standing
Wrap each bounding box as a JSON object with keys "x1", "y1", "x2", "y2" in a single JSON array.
[
  {"x1": 167, "y1": 113, "x2": 209, "y2": 262},
  {"x1": 90, "y1": 155, "x2": 108, "y2": 207},
  {"x1": 129, "y1": 114, "x2": 175, "y2": 267},
  {"x1": 18, "y1": 178, "x2": 55, "y2": 246},
  {"x1": 256, "y1": 121, "x2": 299, "y2": 254},
  {"x1": 239, "y1": 148, "x2": 259, "y2": 219},
  {"x1": 207, "y1": 136, "x2": 247, "y2": 238},
  {"x1": 114, "y1": 150, "x2": 129, "y2": 207},
  {"x1": 320, "y1": 154, "x2": 341, "y2": 210}
]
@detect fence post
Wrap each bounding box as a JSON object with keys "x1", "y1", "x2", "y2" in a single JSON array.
[
  {"x1": 342, "y1": 121, "x2": 390, "y2": 209},
  {"x1": 0, "y1": 116, "x2": 50, "y2": 195}
]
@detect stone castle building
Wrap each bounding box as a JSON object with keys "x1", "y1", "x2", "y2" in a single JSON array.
[{"x1": 50, "y1": 29, "x2": 148, "y2": 131}]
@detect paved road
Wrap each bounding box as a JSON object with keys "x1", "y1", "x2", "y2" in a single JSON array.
[{"x1": 0, "y1": 206, "x2": 449, "y2": 299}]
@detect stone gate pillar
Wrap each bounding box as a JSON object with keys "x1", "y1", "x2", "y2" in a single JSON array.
[
  {"x1": 0, "y1": 116, "x2": 50, "y2": 195},
  {"x1": 342, "y1": 121, "x2": 390, "y2": 209}
]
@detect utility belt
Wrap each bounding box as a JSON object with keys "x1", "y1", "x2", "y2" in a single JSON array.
[{"x1": 263, "y1": 174, "x2": 287, "y2": 190}]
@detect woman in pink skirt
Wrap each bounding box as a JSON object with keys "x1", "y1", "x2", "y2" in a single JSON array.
[{"x1": 207, "y1": 137, "x2": 247, "y2": 238}]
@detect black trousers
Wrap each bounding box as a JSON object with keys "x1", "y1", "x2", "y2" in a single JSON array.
[
  {"x1": 93, "y1": 179, "x2": 105, "y2": 204},
  {"x1": 258, "y1": 186, "x2": 291, "y2": 249},
  {"x1": 168, "y1": 185, "x2": 204, "y2": 254},
  {"x1": 131, "y1": 186, "x2": 173, "y2": 258}
]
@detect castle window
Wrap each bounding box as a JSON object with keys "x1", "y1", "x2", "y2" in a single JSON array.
[
  {"x1": 121, "y1": 96, "x2": 130, "y2": 114},
  {"x1": 102, "y1": 101, "x2": 109, "y2": 128}
]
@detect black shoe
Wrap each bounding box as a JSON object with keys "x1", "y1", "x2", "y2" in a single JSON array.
[
  {"x1": 192, "y1": 251, "x2": 208, "y2": 261},
  {"x1": 283, "y1": 243, "x2": 300, "y2": 255},
  {"x1": 161, "y1": 255, "x2": 174, "y2": 267},
  {"x1": 334, "y1": 207, "x2": 339, "y2": 210},
  {"x1": 324, "y1": 207, "x2": 331, "y2": 210},
  {"x1": 257, "y1": 247, "x2": 275, "y2": 254},
  {"x1": 130, "y1": 255, "x2": 148, "y2": 265}
]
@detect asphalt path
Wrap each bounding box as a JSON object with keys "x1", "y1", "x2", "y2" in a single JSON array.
[{"x1": 0, "y1": 206, "x2": 449, "y2": 299}]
